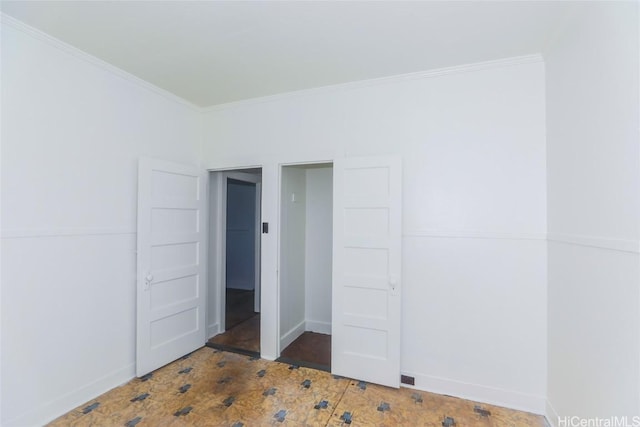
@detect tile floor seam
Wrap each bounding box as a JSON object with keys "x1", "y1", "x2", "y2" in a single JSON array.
[{"x1": 325, "y1": 378, "x2": 351, "y2": 426}]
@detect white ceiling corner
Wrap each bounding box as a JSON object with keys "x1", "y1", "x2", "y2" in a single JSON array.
[{"x1": 1, "y1": 1, "x2": 576, "y2": 107}]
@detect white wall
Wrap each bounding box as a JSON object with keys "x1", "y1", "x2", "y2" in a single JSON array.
[
  {"x1": 279, "y1": 167, "x2": 307, "y2": 349},
  {"x1": 304, "y1": 166, "x2": 333, "y2": 334},
  {"x1": 202, "y1": 57, "x2": 548, "y2": 412},
  {"x1": 545, "y1": 2, "x2": 640, "y2": 423},
  {"x1": 1, "y1": 19, "x2": 201, "y2": 426}
]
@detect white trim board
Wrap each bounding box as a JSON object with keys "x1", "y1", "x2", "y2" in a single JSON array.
[
  {"x1": 4, "y1": 364, "x2": 135, "y2": 427},
  {"x1": 547, "y1": 232, "x2": 639, "y2": 254},
  {"x1": 207, "y1": 323, "x2": 221, "y2": 341},
  {"x1": 305, "y1": 320, "x2": 331, "y2": 335},
  {"x1": 1, "y1": 13, "x2": 201, "y2": 112},
  {"x1": 401, "y1": 370, "x2": 546, "y2": 416},
  {"x1": 280, "y1": 321, "x2": 306, "y2": 352},
  {"x1": 545, "y1": 399, "x2": 560, "y2": 427},
  {"x1": 205, "y1": 152, "x2": 338, "y2": 172},
  {"x1": 1, "y1": 227, "x2": 136, "y2": 239},
  {"x1": 405, "y1": 230, "x2": 546, "y2": 241},
  {"x1": 406, "y1": 230, "x2": 639, "y2": 253}
]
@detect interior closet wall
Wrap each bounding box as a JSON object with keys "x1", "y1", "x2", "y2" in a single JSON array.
[
  {"x1": 304, "y1": 166, "x2": 333, "y2": 334},
  {"x1": 280, "y1": 167, "x2": 307, "y2": 348},
  {"x1": 279, "y1": 165, "x2": 333, "y2": 350}
]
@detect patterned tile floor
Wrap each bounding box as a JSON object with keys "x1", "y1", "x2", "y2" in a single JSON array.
[{"x1": 49, "y1": 347, "x2": 546, "y2": 427}]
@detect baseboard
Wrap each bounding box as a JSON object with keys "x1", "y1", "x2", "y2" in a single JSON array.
[
  {"x1": 545, "y1": 399, "x2": 559, "y2": 427},
  {"x1": 4, "y1": 363, "x2": 135, "y2": 427},
  {"x1": 305, "y1": 320, "x2": 331, "y2": 334},
  {"x1": 207, "y1": 322, "x2": 220, "y2": 340},
  {"x1": 280, "y1": 321, "x2": 305, "y2": 351},
  {"x1": 402, "y1": 371, "x2": 546, "y2": 415}
]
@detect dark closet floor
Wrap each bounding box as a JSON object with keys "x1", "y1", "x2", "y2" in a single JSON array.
[
  {"x1": 208, "y1": 289, "x2": 331, "y2": 371},
  {"x1": 225, "y1": 288, "x2": 256, "y2": 329},
  {"x1": 207, "y1": 288, "x2": 260, "y2": 356},
  {"x1": 207, "y1": 319, "x2": 332, "y2": 373},
  {"x1": 207, "y1": 314, "x2": 260, "y2": 356},
  {"x1": 278, "y1": 331, "x2": 331, "y2": 372}
]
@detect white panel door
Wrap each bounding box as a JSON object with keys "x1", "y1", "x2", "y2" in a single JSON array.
[
  {"x1": 136, "y1": 158, "x2": 206, "y2": 376},
  {"x1": 332, "y1": 156, "x2": 402, "y2": 388}
]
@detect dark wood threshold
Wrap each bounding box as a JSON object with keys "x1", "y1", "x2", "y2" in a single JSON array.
[
  {"x1": 275, "y1": 356, "x2": 330, "y2": 373},
  {"x1": 205, "y1": 341, "x2": 260, "y2": 358}
]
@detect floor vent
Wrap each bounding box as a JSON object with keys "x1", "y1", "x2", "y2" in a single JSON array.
[{"x1": 400, "y1": 375, "x2": 415, "y2": 385}]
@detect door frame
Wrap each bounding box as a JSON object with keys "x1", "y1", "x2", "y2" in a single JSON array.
[
  {"x1": 206, "y1": 157, "x2": 334, "y2": 360},
  {"x1": 208, "y1": 168, "x2": 262, "y2": 336}
]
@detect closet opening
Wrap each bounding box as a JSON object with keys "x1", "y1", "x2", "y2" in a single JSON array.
[{"x1": 277, "y1": 162, "x2": 333, "y2": 371}]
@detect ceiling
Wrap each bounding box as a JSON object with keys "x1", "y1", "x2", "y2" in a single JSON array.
[{"x1": 1, "y1": 1, "x2": 575, "y2": 107}]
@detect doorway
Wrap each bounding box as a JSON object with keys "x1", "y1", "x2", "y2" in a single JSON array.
[
  {"x1": 207, "y1": 169, "x2": 262, "y2": 356},
  {"x1": 277, "y1": 163, "x2": 333, "y2": 370}
]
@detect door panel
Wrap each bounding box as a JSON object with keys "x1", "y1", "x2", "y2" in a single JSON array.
[
  {"x1": 332, "y1": 156, "x2": 402, "y2": 388},
  {"x1": 137, "y1": 158, "x2": 206, "y2": 377}
]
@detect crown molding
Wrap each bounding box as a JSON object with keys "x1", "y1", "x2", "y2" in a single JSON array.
[
  {"x1": 1, "y1": 13, "x2": 202, "y2": 112},
  {"x1": 203, "y1": 53, "x2": 544, "y2": 113},
  {"x1": 2, "y1": 12, "x2": 543, "y2": 113}
]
